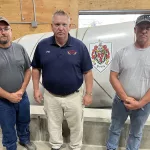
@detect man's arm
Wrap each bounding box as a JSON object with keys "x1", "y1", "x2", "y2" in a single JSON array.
[
  {"x1": 110, "y1": 71, "x2": 135, "y2": 103},
  {"x1": 20, "y1": 68, "x2": 31, "y2": 93},
  {"x1": 83, "y1": 70, "x2": 93, "y2": 106},
  {"x1": 32, "y1": 68, "x2": 41, "y2": 91},
  {"x1": 13, "y1": 68, "x2": 31, "y2": 99},
  {"x1": 140, "y1": 89, "x2": 150, "y2": 106},
  {"x1": 110, "y1": 71, "x2": 128, "y2": 101},
  {"x1": 0, "y1": 88, "x2": 11, "y2": 99},
  {"x1": 125, "y1": 89, "x2": 150, "y2": 110},
  {"x1": 110, "y1": 71, "x2": 144, "y2": 110},
  {"x1": 0, "y1": 88, "x2": 22, "y2": 103},
  {"x1": 32, "y1": 68, "x2": 43, "y2": 103},
  {"x1": 0, "y1": 69, "x2": 31, "y2": 102}
]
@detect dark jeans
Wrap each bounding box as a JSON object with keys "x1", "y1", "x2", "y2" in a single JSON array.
[
  {"x1": 106, "y1": 95, "x2": 150, "y2": 150},
  {"x1": 0, "y1": 92, "x2": 30, "y2": 150}
]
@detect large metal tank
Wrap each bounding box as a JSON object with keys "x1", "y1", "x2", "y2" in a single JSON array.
[{"x1": 14, "y1": 21, "x2": 135, "y2": 108}]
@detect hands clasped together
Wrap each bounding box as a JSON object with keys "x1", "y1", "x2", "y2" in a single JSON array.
[{"x1": 124, "y1": 97, "x2": 143, "y2": 110}]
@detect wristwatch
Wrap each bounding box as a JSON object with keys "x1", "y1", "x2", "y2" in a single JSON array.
[{"x1": 85, "y1": 92, "x2": 92, "y2": 96}]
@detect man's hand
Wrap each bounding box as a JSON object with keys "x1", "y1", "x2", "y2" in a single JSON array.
[
  {"x1": 124, "y1": 97, "x2": 142, "y2": 110},
  {"x1": 124, "y1": 97, "x2": 135, "y2": 103},
  {"x1": 15, "y1": 89, "x2": 24, "y2": 97},
  {"x1": 83, "y1": 94, "x2": 92, "y2": 106},
  {"x1": 8, "y1": 93, "x2": 22, "y2": 103},
  {"x1": 34, "y1": 89, "x2": 43, "y2": 104}
]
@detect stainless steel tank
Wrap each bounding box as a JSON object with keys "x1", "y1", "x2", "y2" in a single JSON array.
[{"x1": 14, "y1": 21, "x2": 135, "y2": 108}]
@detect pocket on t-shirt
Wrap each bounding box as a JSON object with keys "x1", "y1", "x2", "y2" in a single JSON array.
[
  {"x1": 142, "y1": 64, "x2": 150, "y2": 79},
  {"x1": 16, "y1": 59, "x2": 24, "y2": 71}
]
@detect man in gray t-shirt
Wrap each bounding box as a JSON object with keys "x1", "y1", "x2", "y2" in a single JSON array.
[
  {"x1": 0, "y1": 17, "x2": 36, "y2": 150},
  {"x1": 106, "y1": 15, "x2": 150, "y2": 150}
]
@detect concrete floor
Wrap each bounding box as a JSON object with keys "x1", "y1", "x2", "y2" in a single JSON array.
[
  {"x1": 0, "y1": 142, "x2": 51, "y2": 150},
  {"x1": 0, "y1": 142, "x2": 150, "y2": 150}
]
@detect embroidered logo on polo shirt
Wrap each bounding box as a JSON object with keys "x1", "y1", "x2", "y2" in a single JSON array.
[
  {"x1": 46, "y1": 50, "x2": 50, "y2": 53},
  {"x1": 67, "y1": 50, "x2": 77, "y2": 55}
]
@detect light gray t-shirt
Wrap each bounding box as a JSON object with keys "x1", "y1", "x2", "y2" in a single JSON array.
[
  {"x1": 111, "y1": 44, "x2": 150, "y2": 100},
  {"x1": 0, "y1": 42, "x2": 31, "y2": 93}
]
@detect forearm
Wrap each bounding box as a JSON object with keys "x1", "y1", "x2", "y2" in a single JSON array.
[
  {"x1": 110, "y1": 72, "x2": 127, "y2": 101},
  {"x1": 0, "y1": 87, "x2": 11, "y2": 100},
  {"x1": 84, "y1": 70, "x2": 93, "y2": 94},
  {"x1": 20, "y1": 68, "x2": 31, "y2": 93},
  {"x1": 32, "y1": 68, "x2": 41, "y2": 91},
  {"x1": 139, "y1": 89, "x2": 150, "y2": 107}
]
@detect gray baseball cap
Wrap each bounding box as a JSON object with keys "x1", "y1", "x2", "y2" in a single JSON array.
[
  {"x1": 0, "y1": 16, "x2": 10, "y2": 26},
  {"x1": 136, "y1": 15, "x2": 150, "y2": 25}
]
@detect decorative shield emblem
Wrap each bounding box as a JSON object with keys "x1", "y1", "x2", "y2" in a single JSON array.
[{"x1": 89, "y1": 41, "x2": 112, "y2": 73}]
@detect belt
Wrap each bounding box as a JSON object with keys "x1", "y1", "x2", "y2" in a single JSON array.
[{"x1": 49, "y1": 89, "x2": 79, "y2": 97}]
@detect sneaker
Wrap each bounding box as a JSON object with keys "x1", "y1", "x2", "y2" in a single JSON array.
[{"x1": 19, "y1": 142, "x2": 37, "y2": 150}]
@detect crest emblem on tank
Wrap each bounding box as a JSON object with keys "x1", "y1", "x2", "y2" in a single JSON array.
[{"x1": 89, "y1": 40, "x2": 112, "y2": 73}]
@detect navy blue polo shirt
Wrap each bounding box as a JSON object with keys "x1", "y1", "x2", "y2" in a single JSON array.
[{"x1": 31, "y1": 34, "x2": 93, "y2": 95}]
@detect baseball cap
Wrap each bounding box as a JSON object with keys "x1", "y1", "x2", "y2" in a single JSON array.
[
  {"x1": 0, "y1": 16, "x2": 10, "y2": 26},
  {"x1": 136, "y1": 15, "x2": 150, "y2": 26}
]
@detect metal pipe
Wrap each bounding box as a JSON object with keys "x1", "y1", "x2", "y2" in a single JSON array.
[
  {"x1": 11, "y1": 0, "x2": 50, "y2": 26},
  {"x1": 79, "y1": 10, "x2": 150, "y2": 15},
  {"x1": 10, "y1": 22, "x2": 31, "y2": 24},
  {"x1": 19, "y1": 0, "x2": 24, "y2": 21},
  {"x1": 9, "y1": 22, "x2": 50, "y2": 24},
  {"x1": 32, "y1": 0, "x2": 37, "y2": 22}
]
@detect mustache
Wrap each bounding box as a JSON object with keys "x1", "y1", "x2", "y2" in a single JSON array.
[
  {"x1": 140, "y1": 33, "x2": 147, "y2": 36},
  {"x1": 0, "y1": 36, "x2": 7, "y2": 38}
]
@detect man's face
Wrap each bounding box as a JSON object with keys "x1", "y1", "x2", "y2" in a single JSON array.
[
  {"x1": 0, "y1": 21, "x2": 12, "y2": 45},
  {"x1": 51, "y1": 15, "x2": 70, "y2": 40},
  {"x1": 134, "y1": 22, "x2": 150, "y2": 45}
]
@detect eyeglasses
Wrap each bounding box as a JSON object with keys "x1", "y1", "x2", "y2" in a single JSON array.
[
  {"x1": 0, "y1": 27, "x2": 10, "y2": 33},
  {"x1": 137, "y1": 25, "x2": 150, "y2": 31}
]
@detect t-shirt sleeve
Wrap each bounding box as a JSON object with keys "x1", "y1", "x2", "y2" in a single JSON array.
[
  {"x1": 110, "y1": 51, "x2": 120, "y2": 73},
  {"x1": 81, "y1": 44, "x2": 93, "y2": 73},
  {"x1": 31, "y1": 45, "x2": 41, "y2": 69}
]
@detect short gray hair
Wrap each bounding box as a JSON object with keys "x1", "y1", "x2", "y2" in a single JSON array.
[{"x1": 52, "y1": 10, "x2": 70, "y2": 23}]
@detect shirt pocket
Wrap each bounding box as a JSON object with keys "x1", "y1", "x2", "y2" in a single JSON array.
[
  {"x1": 15, "y1": 57, "x2": 25, "y2": 71},
  {"x1": 142, "y1": 62, "x2": 150, "y2": 79}
]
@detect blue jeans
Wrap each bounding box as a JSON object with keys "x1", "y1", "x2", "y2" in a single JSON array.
[
  {"x1": 106, "y1": 95, "x2": 150, "y2": 150},
  {"x1": 0, "y1": 92, "x2": 30, "y2": 150}
]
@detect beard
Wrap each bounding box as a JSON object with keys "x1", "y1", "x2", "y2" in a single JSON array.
[{"x1": 0, "y1": 37, "x2": 9, "y2": 45}]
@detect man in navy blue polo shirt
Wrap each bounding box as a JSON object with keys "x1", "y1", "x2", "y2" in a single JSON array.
[{"x1": 31, "y1": 10, "x2": 93, "y2": 150}]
